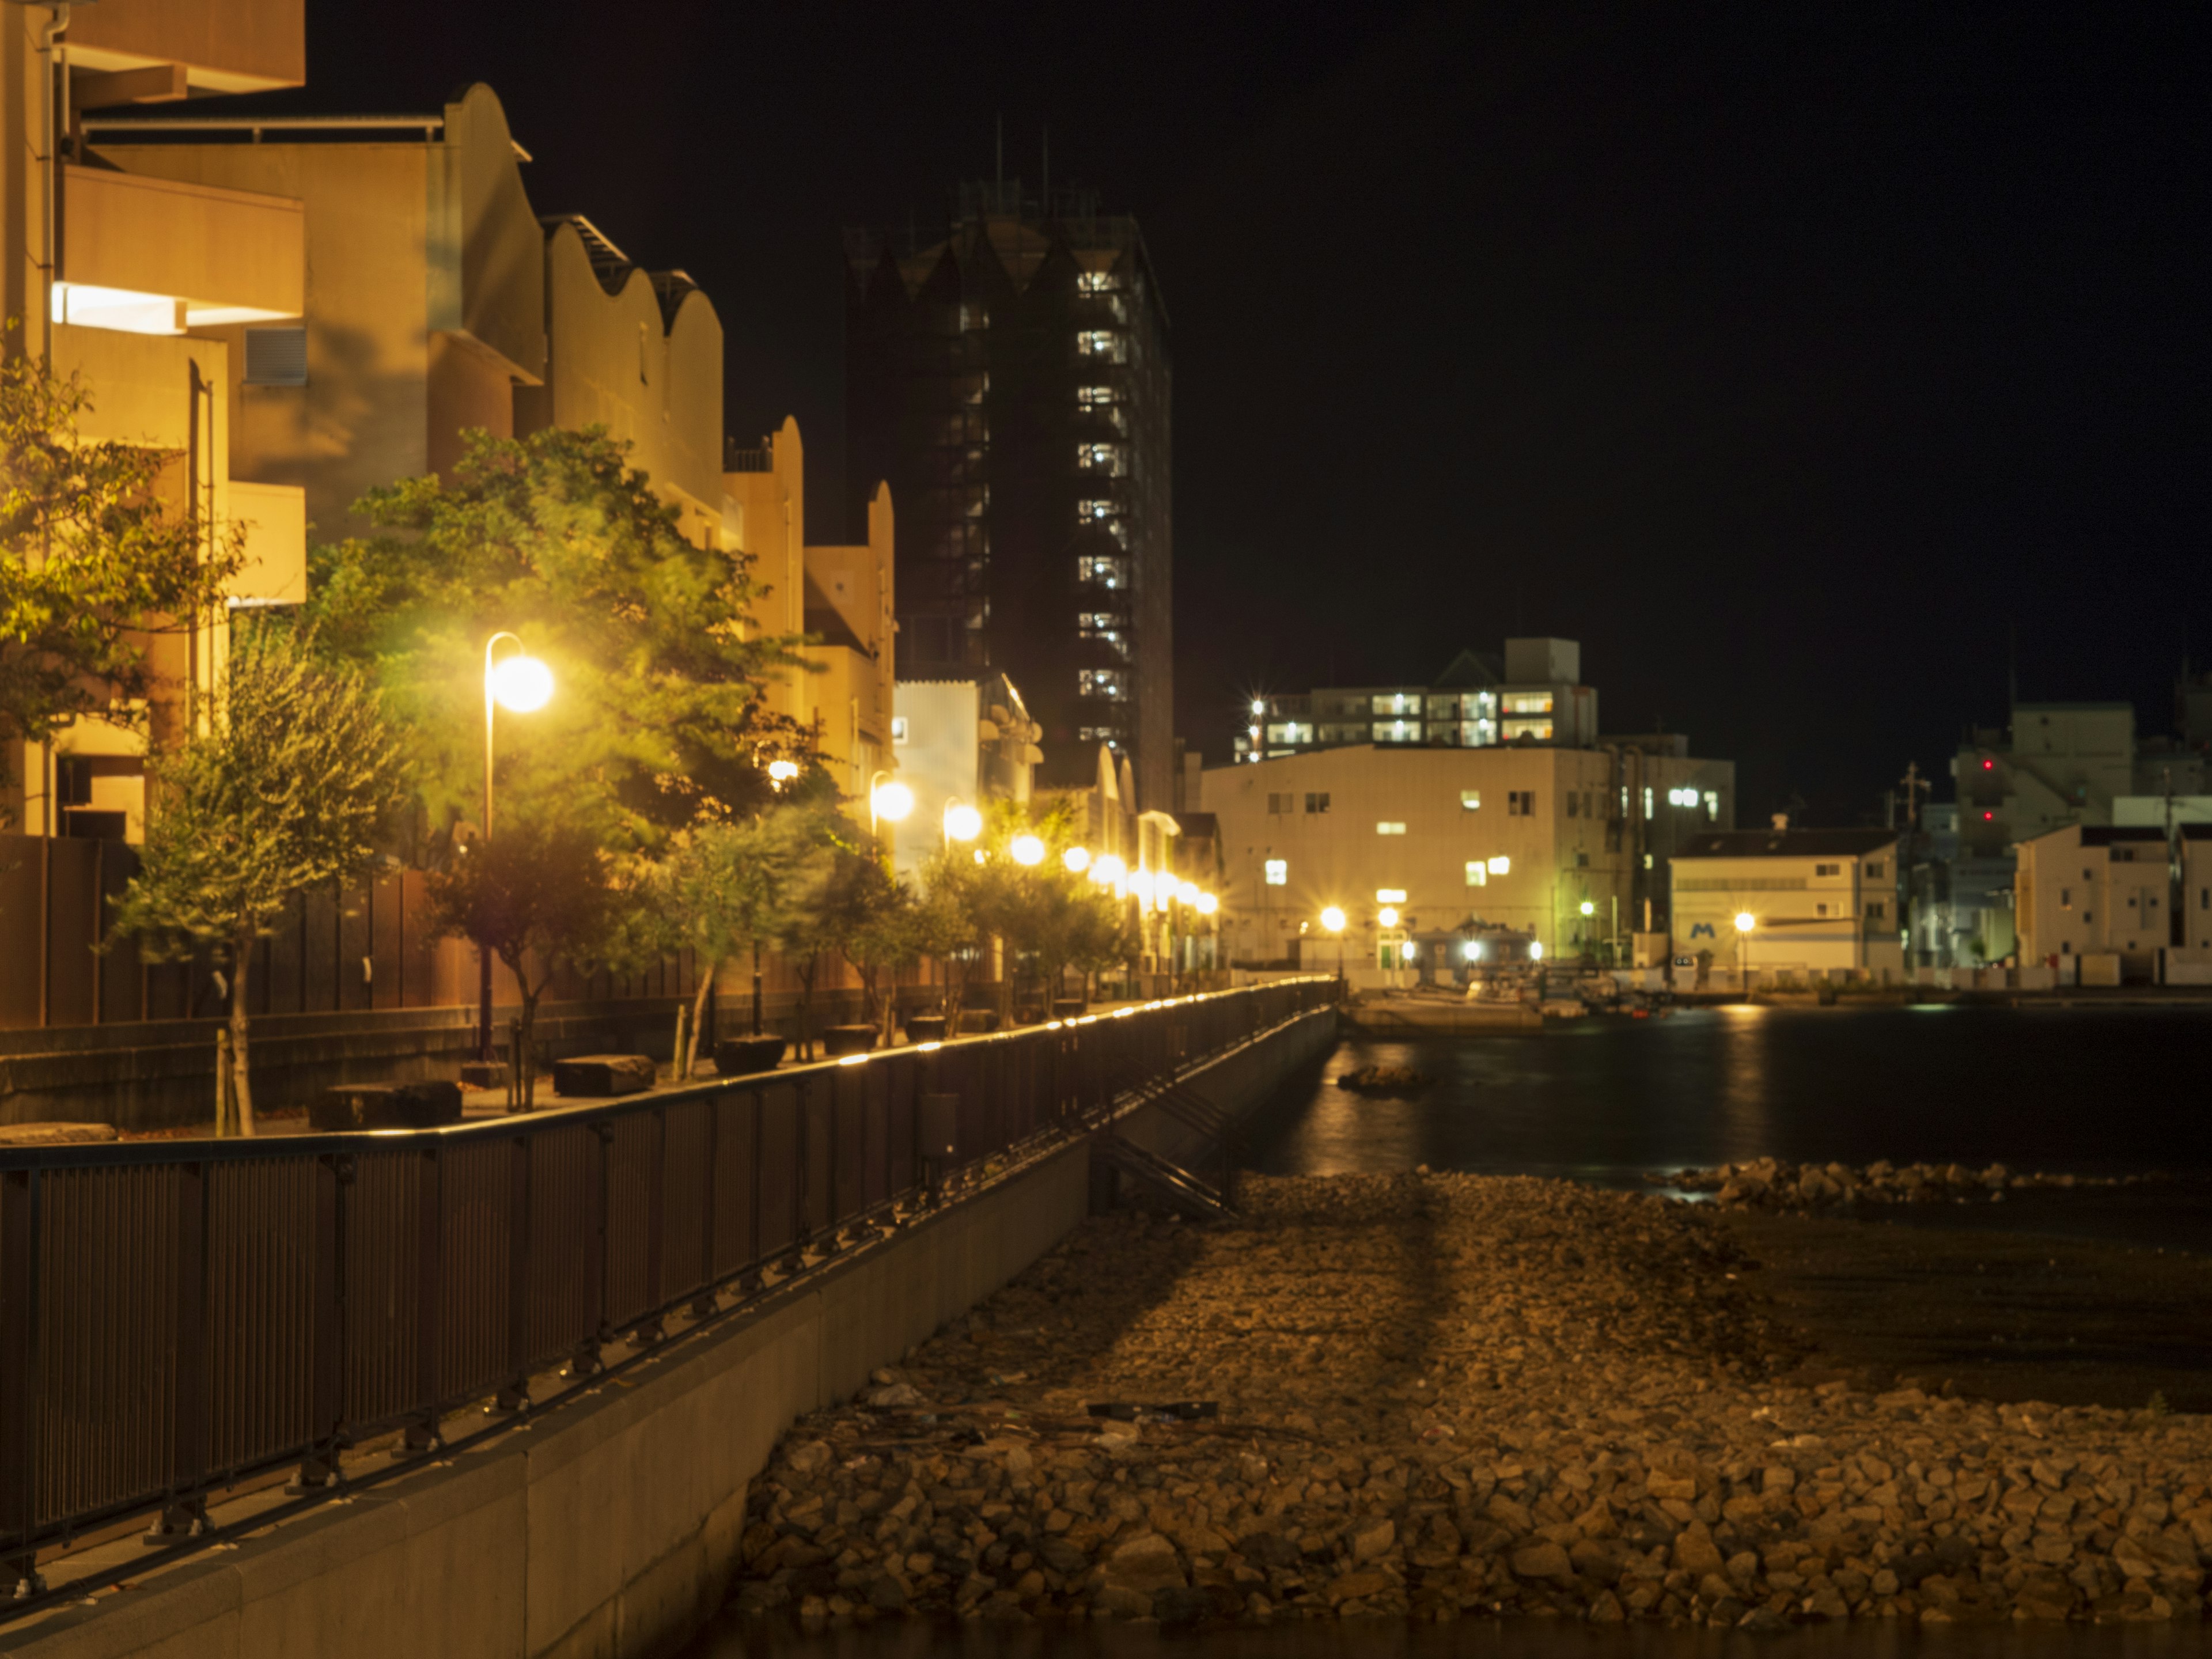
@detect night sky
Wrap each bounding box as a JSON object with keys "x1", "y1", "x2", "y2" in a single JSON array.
[{"x1": 268, "y1": 2, "x2": 2205, "y2": 824}]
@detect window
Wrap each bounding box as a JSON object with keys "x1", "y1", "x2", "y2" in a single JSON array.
[
  {"x1": 1376, "y1": 888, "x2": 1407, "y2": 904},
  {"x1": 1371, "y1": 692, "x2": 1421, "y2": 715},
  {"x1": 1460, "y1": 790, "x2": 1481, "y2": 811},
  {"x1": 1267, "y1": 793, "x2": 1291, "y2": 815},
  {"x1": 1502, "y1": 719, "x2": 1553, "y2": 741},
  {"x1": 1076, "y1": 271, "x2": 1121, "y2": 295},
  {"x1": 1075, "y1": 442, "x2": 1126, "y2": 475},
  {"x1": 1372, "y1": 719, "x2": 1419, "y2": 743},
  {"x1": 1304, "y1": 791, "x2": 1330, "y2": 815},
  {"x1": 1487, "y1": 855, "x2": 1511, "y2": 875},
  {"x1": 1077, "y1": 555, "x2": 1126, "y2": 589},
  {"x1": 1376, "y1": 821, "x2": 1407, "y2": 835},
  {"x1": 1264, "y1": 859, "x2": 1287, "y2": 886},
  {"x1": 1865, "y1": 860, "x2": 1885, "y2": 877},
  {"x1": 1703, "y1": 790, "x2": 1719, "y2": 820},
  {"x1": 1815, "y1": 862, "x2": 1840, "y2": 877},
  {"x1": 1266, "y1": 722, "x2": 1313, "y2": 745},
  {"x1": 1464, "y1": 862, "x2": 1487, "y2": 887},
  {"x1": 1816, "y1": 902, "x2": 1830, "y2": 917},
  {"x1": 1502, "y1": 692, "x2": 1554, "y2": 715},
  {"x1": 1866, "y1": 900, "x2": 1886, "y2": 921},
  {"x1": 1078, "y1": 669, "x2": 1123, "y2": 698},
  {"x1": 1076, "y1": 384, "x2": 1119, "y2": 407},
  {"x1": 638, "y1": 321, "x2": 650, "y2": 384},
  {"x1": 1077, "y1": 498, "x2": 1120, "y2": 522},
  {"x1": 1566, "y1": 793, "x2": 1578, "y2": 819},
  {"x1": 244, "y1": 325, "x2": 308, "y2": 386},
  {"x1": 2060, "y1": 887, "x2": 2071, "y2": 909},
  {"x1": 890, "y1": 716, "x2": 910, "y2": 745},
  {"x1": 1075, "y1": 330, "x2": 1126, "y2": 362},
  {"x1": 1507, "y1": 790, "x2": 1535, "y2": 817}
]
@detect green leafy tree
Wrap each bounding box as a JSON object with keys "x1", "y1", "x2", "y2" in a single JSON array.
[
  {"x1": 650, "y1": 803, "x2": 831, "y2": 1077},
  {"x1": 911, "y1": 847, "x2": 993, "y2": 1033},
  {"x1": 1, "y1": 332, "x2": 245, "y2": 792},
  {"x1": 821, "y1": 855, "x2": 919, "y2": 1043},
  {"x1": 420, "y1": 819, "x2": 624, "y2": 1108},
  {"x1": 112, "y1": 627, "x2": 408, "y2": 1132},
  {"x1": 306, "y1": 425, "x2": 814, "y2": 851}
]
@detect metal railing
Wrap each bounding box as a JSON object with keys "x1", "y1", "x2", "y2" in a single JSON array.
[{"x1": 0, "y1": 977, "x2": 1337, "y2": 1606}]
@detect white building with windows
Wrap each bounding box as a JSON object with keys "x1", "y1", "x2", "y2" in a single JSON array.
[{"x1": 1669, "y1": 829, "x2": 1904, "y2": 984}]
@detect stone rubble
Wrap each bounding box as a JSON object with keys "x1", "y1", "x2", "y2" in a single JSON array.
[
  {"x1": 731, "y1": 1171, "x2": 2210, "y2": 1630},
  {"x1": 1661, "y1": 1158, "x2": 2150, "y2": 1213}
]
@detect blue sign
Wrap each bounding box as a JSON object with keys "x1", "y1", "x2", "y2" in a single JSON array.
[{"x1": 1689, "y1": 921, "x2": 1715, "y2": 940}]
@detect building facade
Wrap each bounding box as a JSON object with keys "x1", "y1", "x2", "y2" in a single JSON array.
[
  {"x1": 1199, "y1": 743, "x2": 1732, "y2": 973},
  {"x1": 1238, "y1": 639, "x2": 1599, "y2": 762},
  {"x1": 889, "y1": 672, "x2": 1039, "y2": 884},
  {"x1": 2013, "y1": 823, "x2": 2173, "y2": 980},
  {"x1": 846, "y1": 180, "x2": 1171, "y2": 806},
  {"x1": 1670, "y1": 829, "x2": 1903, "y2": 983},
  {"x1": 5, "y1": 0, "x2": 309, "y2": 841}
]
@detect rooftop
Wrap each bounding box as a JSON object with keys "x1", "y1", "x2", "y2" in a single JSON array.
[{"x1": 1675, "y1": 829, "x2": 1897, "y2": 859}]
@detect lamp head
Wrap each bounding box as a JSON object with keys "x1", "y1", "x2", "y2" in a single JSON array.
[
  {"x1": 1009, "y1": 832, "x2": 1046, "y2": 866},
  {"x1": 1320, "y1": 906, "x2": 1346, "y2": 934},
  {"x1": 1734, "y1": 911, "x2": 1756, "y2": 934},
  {"x1": 943, "y1": 801, "x2": 983, "y2": 841},
  {"x1": 488, "y1": 654, "x2": 553, "y2": 714},
  {"x1": 872, "y1": 780, "x2": 914, "y2": 823}
]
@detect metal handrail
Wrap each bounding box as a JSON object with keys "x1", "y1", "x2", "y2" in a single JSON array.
[{"x1": 0, "y1": 976, "x2": 1338, "y2": 1608}]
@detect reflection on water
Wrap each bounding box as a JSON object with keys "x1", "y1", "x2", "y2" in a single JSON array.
[
  {"x1": 685, "y1": 1606, "x2": 2205, "y2": 1658},
  {"x1": 1253, "y1": 1007, "x2": 2212, "y2": 1185}
]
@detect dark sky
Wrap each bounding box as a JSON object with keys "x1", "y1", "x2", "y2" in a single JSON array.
[{"x1": 272, "y1": 2, "x2": 2205, "y2": 824}]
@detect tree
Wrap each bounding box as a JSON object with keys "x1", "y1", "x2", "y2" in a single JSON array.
[
  {"x1": 650, "y1": 804, "x2": 830, "y2": 1077},
  {"x1": 820, "y1": 855, "x2": 919, "y2": 1044},
  {"x1": 421, "y1": 819, "x2": 622, "y2": 1108},
  {"x1": 111, "y1": 627, "x2": 408, "y2": 1132},
  {"x1": 1, "y1": 331, "x2": 245, "y2": 793},
  {"x1": 306, "y1": 425, "x2": 815, "y2": 852},
  {"x1": 911, "y1": 847, "x2": 993, "y2": 1033}
]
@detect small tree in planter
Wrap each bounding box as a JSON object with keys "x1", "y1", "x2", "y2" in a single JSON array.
[
  {"x1": 421, "y1": 818, "x2": 618, "y2": 1107},
  {"x1": 821, "y1": 855, "x2": 920, "y2": 1044},
  {"x1": 650, "y1": 804, "x2": 828, "y2": 1077},
  {"x1": 911, "y1": 846, "x2": 991, "y2": 1033},
  {"x1": 112, "y1": 628, "x2": 408, "y2": 1132}
]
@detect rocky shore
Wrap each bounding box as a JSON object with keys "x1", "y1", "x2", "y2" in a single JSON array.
[
  {"x1": 1663, "y1": 1157, "x2": 2147, "y2": 1213},
  {"x1": 732, "y1": 1172, "x2": 2209, "y2": 1630}
]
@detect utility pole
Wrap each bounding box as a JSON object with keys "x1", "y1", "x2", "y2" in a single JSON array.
[{"x1": 1898, "y1": 761, "x2": 1930, "y2": 967}]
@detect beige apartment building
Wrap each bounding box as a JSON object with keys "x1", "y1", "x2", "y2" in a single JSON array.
[
  {"x1": 1198, "y1": 743, "x2": 1731, "y2": 970},
  {"x1": 2013, "y1": 824, "x2": 2171, "y2": 977},
  {"x1": 3, "y1": 0, "x2": 308, "y2": 839},
  {"x1": 1669, "y1": 828, "x2": 1903, "y2": 984},
  {"x1": 89, "y1": 84, "x2": 893, "y2": 804}
]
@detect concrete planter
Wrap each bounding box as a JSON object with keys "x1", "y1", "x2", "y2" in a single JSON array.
[
  {"x1": 551, "y1": 1054, "x2": 656, "y2": 1098},
  {"x1": 957, "y1": 1010, "x2": 1001, "y2": 1034},
  {"x1": 712, "y1": 1035, "x2": 787, "y2": 1077},
  {"x1": 1051, "y1": 998, "x2": 1087, "y2": 1021},
  {"x1": 310, "y1": 1081, "x2": 463, "y2": 1131},
  {"x1": 903, "y1": 1015, "x2": 948, "y2": 1044}
]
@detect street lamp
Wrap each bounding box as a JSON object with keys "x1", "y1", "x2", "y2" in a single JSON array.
[
  {"x1": 943, "y1": 798, "x2": 982, "y2": 845},
  {"x1": 1735, "y1": 910, "x2": 1756, "y2": 990},
  {"x1": 869, "y1": 772, "x2": 912, "y2": 839},
  {"x1": 480, "y1": 633, "x2": 552, "y2": 1067},
  {"x1": 766, "y1": 758, "x2": 799, "y2": 790},
  {"x1": 1321, "y1": 904, "x2": 1347, "y2": 984},
  {"x1": 1009, "y1": 832, "x2": 1045, "y2": 866},
  {"x1": 1063, "y1": 844, "x2": 1091, "y2": 874}
]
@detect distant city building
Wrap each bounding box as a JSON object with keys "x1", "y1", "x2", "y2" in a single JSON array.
[
  {"x1": 847, "y1": 180, "x2": 1172, "y2": 807},
  {"x1": 1670, "y1": 829, "x2": 1903, "y2": 985},
  {"x1": 1237, "y1": 639, "x2": 1597, "y2": 762},
  {"x1": 2013, "y1": 823, "x2": 2173, "y2": 982},
  {"x1": 1197, "y1": 741, "x2": 1732, "y2": 978},
  {"x1": 889, "y1": 672, "x2": 1040, "y2": 883}
]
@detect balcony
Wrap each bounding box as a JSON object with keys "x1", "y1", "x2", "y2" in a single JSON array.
[{"x1": 58, "y1": 165, "x2": 302, "y2": 335}]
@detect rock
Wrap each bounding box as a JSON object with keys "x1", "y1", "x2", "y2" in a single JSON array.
[
  {"x1": 1511, "y1": 1541, "x2": 1575, "y2": 1584},
  {"x1": 786, "y1": 1440, "x2": 831, "y2": 1474},
  {"x1": 867, "y1": 1382, "x2": 923, "y2": 1408},
  {"x1": 1350, "y1": 1518, "x2": 1396, "y2": 1563},
  {"x1": 1672, "y1": 1529, "x2": 1726, "y2": 1577},
  {"x1": 1237, "y1": 1532, "x2": 1301, "y2": 1569},
  {"x1": 1739, "y1": 1605, "x2": 1791, "y2": 1631},
  {"x1": 1093, "y1": 1585, "x2": 1154, "y2": 1618},
  {"x1": 1152, "y1": 1585, "x2": 1213, "y2": 1624},
  {"x1": 1327, "y1": 1569, "x2": 1395, "y2": 1604},
  {"x1": 1104, "y1": 1533, "x2": 1185, "y2": 1594}
]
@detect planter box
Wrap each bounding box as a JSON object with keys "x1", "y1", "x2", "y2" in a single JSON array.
[
  {"x1": 823, "y1": 1024, "x2": 878, "y2": 1058},
  {"x1": 903, "y1": 1014, "x2": 948, "y2": 1044},
  {"x1": 310, "y1": 1081, "x2": 463, "y2": 1131},
  {"x1": 1051, "y1": 999, "x2": 1086, "y2": 1021},
  {"x1": 712, "y1": 1035, "x2": 786, "y2": 1077},
  {"x1": 957, "y1": 1010, "x2": 1001, "y2": 1034},
  {"x1": 551, "y1": 1054, "x2": 655, "y2": 1098}
]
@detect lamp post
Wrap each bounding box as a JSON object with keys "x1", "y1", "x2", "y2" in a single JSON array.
[
  {"x1": 1321, "y1": 904, "x2": 1347, "y2": 986},
  {"x1": 479, "y1": 633, "x2": 553, "y2": 1067},
  {"x1": 868, "y1": 770, "x2": 912, "y2": 864},
  {"x1": 1735, "y1": 910, "x2": 1756, "y2": 992}
]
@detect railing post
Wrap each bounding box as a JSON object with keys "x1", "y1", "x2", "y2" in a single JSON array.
[
  {"x1": 494, "y1": 1134, "x2": 531, "y2": 1414},
  {"x1": 569, "y1": 1123, "x2": 610, "y2": 1380},
  {"x1": 398, "y1": 1145, "x2": 442, "y2": 1455},
  {"x1": 144, "y1": 1161, "x2": 209, "y2": 1543},
  {"x1": 690, "y1": 1096, "x2": 719, "y2": 1320},
  {"x1": 291, "y1": 1153, "x2": 346, "y2": 1491},
  {"x1": 636, "y1": 1109, "x2": 666, "y2": 1346},
  {"x1": 1, "y1": 1167, "x2": 41, "y2": 1597}
]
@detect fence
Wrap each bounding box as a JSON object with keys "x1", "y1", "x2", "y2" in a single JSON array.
[{"x1": 0, "y1": 976, "x2": 1337, "y2": 1604}]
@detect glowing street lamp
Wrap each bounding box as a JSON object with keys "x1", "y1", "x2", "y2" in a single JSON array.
[
  {"x1": 1009, "y1": 832, "x2": 1045, "y2": 866},
  {"x1": 1321, "y1": 905, "x2": 1347, "y2": 983},
  {"x1": 1378, "y1": 906, "x2": 1400, "y2": 929},
  {"x1": 480, "y1": 632, "x2": 552, "y2": 1068},
  {"x1": 1063, "y1": 844, "x2": 1091, "y2": 874},
  {"x1": 1579, "y1": 899, "x2": 1596, "y2": 916},
  {"x1": 766, "y1": 758, "x2": 799, "y2": 790},
  {"x1": 943, "y1": 799, "x2": 983, "y2": 844},
  {"x1": 869, "y1": 773, "x2": 913, "y2": 839},
  {"x1": 1735, "y1": 910, "x2": 1756, "y2": 989},
  {"x1": 1093, "y1": 853, "x2": 1126, "y2": 887},
  {"x1": 1195, "y1": 891, "x2": 1218, "y2": 915}
]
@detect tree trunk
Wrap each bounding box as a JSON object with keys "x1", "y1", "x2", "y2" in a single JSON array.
[
  {"x1": 229, "y1": 931, "x2": 258, "y2": 1136},
  {"x1": 687, "y1": 960, "x2": 718, "y2": 1080},
  {"x1": 750, "y1": 938, "x2": 764, "y2": 1035}
]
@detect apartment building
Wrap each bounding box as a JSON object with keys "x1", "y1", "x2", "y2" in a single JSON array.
[
  {"x1": 1198, "y1": 741, "x2": 1731, "y2": 972},
  {"x1": 2013, "y1": 824, "x2": 2172, "y2": 975},
  {"x1": 1238, "y1": 639, "x2": 1600, "y2": 762},
  {"x1": 1670, "y1": 828, "x2": 1903, "y2": 983}
]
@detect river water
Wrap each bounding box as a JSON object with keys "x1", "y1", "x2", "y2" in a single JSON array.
[{"x1": 683, "y1": 1005, "x2": 2212, "y2": 1657}]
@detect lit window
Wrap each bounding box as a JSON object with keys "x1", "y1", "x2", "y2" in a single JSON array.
[
  {"x1": 1371, "y1": 720, "x2": 1419, "y2": 743},
  {"x1": 890, "y1": 716, "x2": 910, "y2": 745},
  {"x1": 1503, "y1": 692, "x2": 1554, "y2": 715},
  {"x1": 1376, "y1": 821, "x2": 1407, "y2": 836},
  {"x1": 1376, "y1": 888, "x2": 1407, "y2": 903},
  {"x1": 1077, "y1": 271, "x2": 1120, "y2": 294},
  {"x1": 1460, "y1": 790, "x2": 1480, "y2": 811},
  {"x1": 1078, "y1": 669, "x2": 1122, "y2": 698},
  {"x1": 1077, "y1": 498, "x2": 1120, "y2": 522},
  {"x1": 1075, "y1": 330, "x2": 1127, "y2": 362},
  {"x1": 1077, "y1": 384, "x2": 1119, "y2": 407},
  {"x1": 1076, "y1": 442, "x2": 1126, "y2": 474},
  {"x1": 1266, "y1": 723, "x2": 1314, "y2": 745},
  {"x1": 1077, "y1": 555, "x2": 1126, "y2": 589},
  {"x1": 1464, "y1": 862, "x2": 1486, "y2": 888},
  {"x1": 1502, "y1": 718, "x2": 1553, "y2": 742},
  {"x1": 1702, "y1": 790, "x2": 1719, "y2": 819},
  {"x1": 1264, "y1": 859, "x2": 1287, "y2": 886},
  {"x1": 1487, "y1": 855, "x2": 1511, "y2": 875},
  {"x1": 1370, "y1": 692, "x2": 1421, "y2": 715}
]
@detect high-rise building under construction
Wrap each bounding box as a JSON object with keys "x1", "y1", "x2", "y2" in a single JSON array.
[{"x1": 846, "y1": 179, "x2": 1172, "y2": 805}]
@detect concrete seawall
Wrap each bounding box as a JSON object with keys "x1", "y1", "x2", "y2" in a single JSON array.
[{"x1": 3, "y1": 1006, "x2": 1336, "y2": 1659}]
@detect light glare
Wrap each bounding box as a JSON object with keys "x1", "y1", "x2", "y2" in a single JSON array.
[
  {"x1": 872, "y1": 781, "x2": 915, "y2": 823},
  {"x1": 488, "y1": 654, "x2": 554, "y2": 713},
  {"x1": 943, "y1": 802, "x2": 983, "y2": 841},
  {"x1": 1010, "y1": 833, "x2": 1045, "y2": 866}
]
